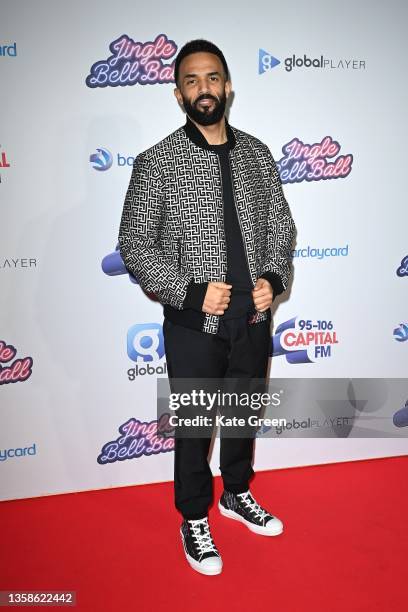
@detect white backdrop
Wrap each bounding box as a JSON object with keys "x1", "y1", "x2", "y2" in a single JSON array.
[{"x1": 1, "y1": 0, "x2": 407, "y2": 501}]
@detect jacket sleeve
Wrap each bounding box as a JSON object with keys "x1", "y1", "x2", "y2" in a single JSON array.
[
  {"x1": 118, "y1": 152, "x2": 195, "y2": 310},
  {"x1": 259, "y1": 147, "x2": 296, "y2": 298}
]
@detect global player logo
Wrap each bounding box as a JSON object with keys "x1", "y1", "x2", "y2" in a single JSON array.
[
  {"x1": 127, "y1": 323, "x2": 167, "y2": 378},
  {"x1": 258, "y1": 49, "x2": 366, "y2": 74},
  {"x1": 258, "y1": 49, "x2": 280, "y2": 73},
  {"x1": 89, "y1": 148, "x2": 113, "y2": 171},
  {"x1": 276, "y1": 137, "x2": 353, "y2": 184},
  {"x1": 271, "y1": 317, "x2": 339, "y2": 364}
]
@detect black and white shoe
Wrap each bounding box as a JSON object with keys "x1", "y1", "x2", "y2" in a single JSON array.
[
  {"x1": 180, "y1": 517, "x2": 223, "y2": 575},
  {"x1": 218, "y1": 490, "x2": 283, "y2": 536}
]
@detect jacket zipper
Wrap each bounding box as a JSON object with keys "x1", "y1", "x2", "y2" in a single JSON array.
[
  {"x1": 216, "y1": 155, "x2": 227, "y2": 283},
  {"x1": 227, "y1": 152, "x2": 254, "y2": 288}
]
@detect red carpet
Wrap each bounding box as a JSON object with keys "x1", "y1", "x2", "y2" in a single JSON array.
[{"x1": 1, "y1": 456, "x2": 407, "y2": 611}]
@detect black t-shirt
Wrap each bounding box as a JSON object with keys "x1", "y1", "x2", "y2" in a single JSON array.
[{"x1": 209, "y1": 141, "x2": 254, "y2": 319}]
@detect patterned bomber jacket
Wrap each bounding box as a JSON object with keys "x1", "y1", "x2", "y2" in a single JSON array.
[{"x1": 118, "y1": 117, "x2": 296, "y2": 335}]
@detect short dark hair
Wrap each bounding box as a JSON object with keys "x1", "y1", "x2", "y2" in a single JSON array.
[{"x1": 174, "y1": 39, "x2": 230, "y2": 86}]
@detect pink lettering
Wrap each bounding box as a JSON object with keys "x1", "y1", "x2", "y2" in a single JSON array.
[
  {"x1": 0, "y1": 341, "x2": 16, "y2": 362},
  {"x1": 0, "y1": 356, "x2": 33, "y2": 385},
  {"x1": 277, "y1": 136, "x2": 353, "y2": 184}
]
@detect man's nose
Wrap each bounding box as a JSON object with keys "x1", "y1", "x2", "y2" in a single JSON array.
[{"x1": 197, "y1": 78, "x2": 211, "y2": 94}]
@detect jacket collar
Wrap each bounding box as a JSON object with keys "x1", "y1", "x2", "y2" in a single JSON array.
[{"x1": 183, "y1": 115, "x2": 236, "y2": 151}]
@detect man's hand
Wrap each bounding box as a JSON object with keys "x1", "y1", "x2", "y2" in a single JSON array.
[
  {"x1": 202, "y1": 282, "x2": 232, "y2": 315},
  {"x1": 252, "y1": 278, "x2": 273, "y2": 312}
]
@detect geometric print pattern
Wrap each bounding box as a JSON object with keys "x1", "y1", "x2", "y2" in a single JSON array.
[{"x1": 118, "y1": 124, "x2": 296, "y2": 335}]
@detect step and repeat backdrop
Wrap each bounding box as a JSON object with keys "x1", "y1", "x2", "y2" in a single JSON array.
[{"x1": 1, "y1": 0, "x2": 407, "y2": 501}]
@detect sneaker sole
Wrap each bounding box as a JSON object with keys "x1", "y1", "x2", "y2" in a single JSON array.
[
  {"x1": 218, "y1": 502, "x2": 284, "y2": 536},
  {"x1": 180, "y1": 529, "x2": 223, "y2": 576}
]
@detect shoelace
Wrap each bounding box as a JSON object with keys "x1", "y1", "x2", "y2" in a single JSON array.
[
  {"x1": 188, "y1": 518, "x2": 219, "y2": 558},
  {"x1": 237, "y1": 492, "x2": 270, "y2": 523}
]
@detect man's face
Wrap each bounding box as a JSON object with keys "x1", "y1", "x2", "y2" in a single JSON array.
[{"x1": 174, "y1": 51, "x2": 232, "y2": 126}]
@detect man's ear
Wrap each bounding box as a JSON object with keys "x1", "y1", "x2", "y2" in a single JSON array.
[
  {"x1": 225, "y1": 80, "x2": 232, "y2": 98},
  {"x1": 174, "y1": 87, "x2": 182, "y2": 105}
]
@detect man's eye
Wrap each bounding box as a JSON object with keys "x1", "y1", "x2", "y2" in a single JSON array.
[
  {"x1": 210, "y1": 76, "x2": 218, "y2": 81},
  {"x1": 187, "y1": 79, "x2": 195, "y2": 85}
]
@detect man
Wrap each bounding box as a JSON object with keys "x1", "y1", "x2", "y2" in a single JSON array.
[{"x1": 118, "y1": 39, "x2": 296, "y2": 576}]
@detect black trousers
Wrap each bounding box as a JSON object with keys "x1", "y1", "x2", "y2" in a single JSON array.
[{"x1": 162, "y1": 314, "x2": 271, "y2": 520}]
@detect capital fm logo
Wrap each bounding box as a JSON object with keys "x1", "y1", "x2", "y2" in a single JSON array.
[
  {"x1": 86, "y1": 33, "x2": 177, "y2": 88},
  {"x1": 101, "y1": 243, "x2": 138, "y2": 284},
  {"x1": 89, "y1": 148, "x2": 113, "y2": 171},
  {"x1": 271, "y1": 317, "x2": 339, "y2": 364},
  {"x1": 0, "y1": 340, "x2": 33, "y2": 385},
  {"x1": 393, "y1": 323, "x2": 408, "y2": 343},
  {"x1": 276, "y1": 137, "x2": 353, "y2": 184},
  {"x1": 97, "y1": 414, "x2": 174, "y2": 464},
  {"x1": 397, "y1": 256, "x2": 408, "y2": 277},
  {"x1": 258, "y1": 49, "x2": 366, "y2": 74},
  {"x1": 127, "y1": 323, "x2": 167, "y2": 379}
]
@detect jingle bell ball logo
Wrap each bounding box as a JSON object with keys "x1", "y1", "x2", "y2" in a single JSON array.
[
  {"x1": 97, "y1": 415, "x2": 174, "y2": 464},
  {"x1": 276, "y1": 137, "x2": 353, "y2": 184},
  {"x1": 86, "y1": 33, "x2": 177, "y2": 88},
  {"x1": 0, "y1": 340, "x2": 33, "y2": 385},
  {"x1": 397, "y1": 256, "x2": 408, "y2": 277},
  {"x1": 272, "y1": 317, "x2": 339, "y2": 364}
]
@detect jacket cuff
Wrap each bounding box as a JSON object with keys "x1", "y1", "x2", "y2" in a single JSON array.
[
  {"x1": 259, "y1": 272, "x2": 284, "y2": 301},
  {"x1": 182, "y1": 281, "x2": 208, "y2": 312}
]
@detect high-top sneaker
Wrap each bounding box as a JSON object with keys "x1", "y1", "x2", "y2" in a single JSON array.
[
  {"x1": 180, "y1": 517, "x2": 223, "y2": 575},
  {"x1": 219, "y1": 490, "x2": 284, "y2": 536}
]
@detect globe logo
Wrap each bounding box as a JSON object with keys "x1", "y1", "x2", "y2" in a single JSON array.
[
  {"x1": 393, "y1": 322, "x2": 408, "y2": 342},
  {"x1": 89, "y1": 148, "x2": 113, "y2": 171}
]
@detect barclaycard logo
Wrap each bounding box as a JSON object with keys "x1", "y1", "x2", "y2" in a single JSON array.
[
  {"x1": 90, "y1": 149, "x2": 137, "y2": 170},
  {"x1": 393, "y1": 323, "x2": 408, "y2": 343},
  {"x1": 89, "y1": 148, "x2": 113, "y2": 171},
  {"x1": 0, "y1": 43, "x2": 17, "y2": 57},
  {"x1": 0, "y1": 443, "x2": 37, "y2": 461}
]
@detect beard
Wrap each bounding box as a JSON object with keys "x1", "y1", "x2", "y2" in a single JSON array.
[{"x1": 182, "y1": 91, "x2": 227, "y2": 126}]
